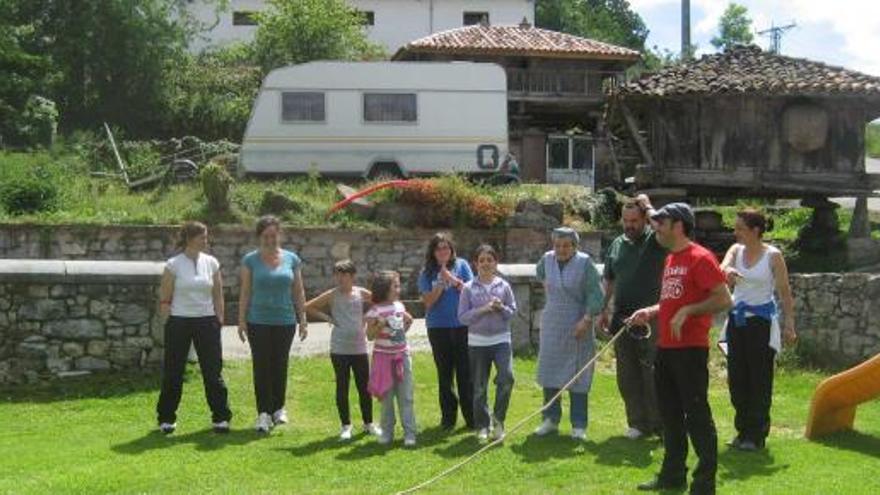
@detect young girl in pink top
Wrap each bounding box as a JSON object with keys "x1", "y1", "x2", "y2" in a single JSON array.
[{"x1": 366, "y1": 271, "x2": 417, "y2": 447}]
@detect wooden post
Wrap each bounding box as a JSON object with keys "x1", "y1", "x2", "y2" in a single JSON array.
[
  {"x1": 619, "y1": 102, "x2": 655, "y2": 168},
  {"x1": 103, "y1": 122, "x2": 129, "y2": 186}
]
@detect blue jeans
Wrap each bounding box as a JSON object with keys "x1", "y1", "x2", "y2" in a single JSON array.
[
  {"x1": 543, "y1": 387, "x2": 588, "y2": 429},
  {"x1": 380, "y1": 355, "x2": 417, "y2": 441},
  {"x1": 469, "y1": 343, "x2": 515, "y2": 429}
]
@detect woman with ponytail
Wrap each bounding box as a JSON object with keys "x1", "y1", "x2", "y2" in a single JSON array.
[{"x1": 155, "y1": 221, "x2": 232, "y2": 434}]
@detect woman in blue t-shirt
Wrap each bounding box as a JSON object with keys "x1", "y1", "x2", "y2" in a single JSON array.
[
  {"x1": 418, "y1": 232, "x2": 474, "y2": 430},
  {"x1": 238, "y1": 215, "x2": 308, "y2": 433}
]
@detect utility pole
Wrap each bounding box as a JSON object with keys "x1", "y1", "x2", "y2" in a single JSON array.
[
  {"x1": 681, "y1": 0, "x2": 691, "y2": 60},
  {"x1": 758, "y1": 22, "x2": 797, "y2": 54}
]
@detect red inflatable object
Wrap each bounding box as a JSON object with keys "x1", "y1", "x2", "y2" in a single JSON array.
[{"x1": 327, "y1": 180, "x2": 409, "y2": 216}]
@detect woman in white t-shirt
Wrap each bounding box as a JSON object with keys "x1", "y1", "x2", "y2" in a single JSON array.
[{"x1": 155, "y1": 221, "x2": 232, "y2": 434}]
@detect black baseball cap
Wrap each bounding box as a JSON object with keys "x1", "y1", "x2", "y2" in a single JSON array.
[{"x1": 650, "y1": 202, "x2": 695, "y2": 230}]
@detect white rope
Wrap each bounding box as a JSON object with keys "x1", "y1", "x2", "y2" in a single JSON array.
[{"x1": 396, "y1": 321, "x2": 650, "y2": 495}]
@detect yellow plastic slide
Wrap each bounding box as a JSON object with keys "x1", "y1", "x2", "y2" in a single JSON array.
[{"x1": 805, "y1": 353, "x2": 880, "y2": 439}]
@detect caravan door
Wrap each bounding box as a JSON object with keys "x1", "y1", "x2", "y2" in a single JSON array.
[{"x1": 546, "y1": 135, "x2": 594, "y2": 188}]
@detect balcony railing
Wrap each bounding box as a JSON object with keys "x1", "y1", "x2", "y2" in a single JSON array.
[{"x1": 506, "y1": 68, "x2": 624, "y2": 98}]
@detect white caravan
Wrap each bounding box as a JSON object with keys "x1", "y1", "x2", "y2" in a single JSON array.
[{"x1": 239, "y1": 61, "x2": 511, "y2": 179}]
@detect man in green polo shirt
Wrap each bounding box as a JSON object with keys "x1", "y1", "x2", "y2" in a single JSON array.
[{"x1": 599, "y1": 195, "x2": 666, "y2": 440}]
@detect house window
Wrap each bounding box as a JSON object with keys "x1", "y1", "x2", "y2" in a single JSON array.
[
  {"x1": 281, "y1": 92, "x2": 325, "y2": 122},
  {"x1": 547, "y1": 136, "x2": 595, "y2": 171},
  {"x1": 357, "y1": 10, "x2": 375, "y2": 26},
  {"x1": 232, "y1": 11, "x2": 258, "y2": 26},
  {"x1": 364, "y1": 93, "x2": 417, "y2": 123},
  {"x1": 463, "y1": 12, "x2": 489, "y2": 26}
]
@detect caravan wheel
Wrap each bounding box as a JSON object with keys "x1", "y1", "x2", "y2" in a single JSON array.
[{"x1": 367, "y1": 162, "x2": 405, "y2": 180}]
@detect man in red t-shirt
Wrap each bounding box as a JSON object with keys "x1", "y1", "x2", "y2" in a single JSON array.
[{"x1": 629, "y1": 201, "x2": 732, "y2": 495}]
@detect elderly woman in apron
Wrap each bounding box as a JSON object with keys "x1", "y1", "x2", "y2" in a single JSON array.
[{"x1": 534, "y1": 227, "x2": 605, "y2": 440}]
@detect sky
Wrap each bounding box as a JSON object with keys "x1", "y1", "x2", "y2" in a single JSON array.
[{"x1": 629, "y1": 0, "x2": 880, "y2": 76}]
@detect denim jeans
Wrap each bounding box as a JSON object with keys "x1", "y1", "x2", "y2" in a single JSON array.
[
  {"x1": 469, "y1": 343, "x2": 515, "y2": 429},
  {"x1": 380, "y1": 354, "x2": 417, "y2": 440},
  {"x1": 542, "y1": 387, "x2": 588, "y2": 429}
]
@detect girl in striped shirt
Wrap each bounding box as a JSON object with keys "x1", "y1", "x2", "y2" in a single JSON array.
[{"x1": 366, "y1": 271, "x2": 417, "y2": 447}]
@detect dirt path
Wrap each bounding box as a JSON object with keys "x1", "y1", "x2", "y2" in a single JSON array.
[{"x1": 221, "y1": 319, "x2": 431, "y2": 360}]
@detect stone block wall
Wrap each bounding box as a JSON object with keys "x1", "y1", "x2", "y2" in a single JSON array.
[
  {"x1": 791, "y1": 273, "x2": 880, "y2": 366},
  {"x1": 500, "y1": 267, "x2": 880, "y2": 365},
  {"x1": 0, "y1": 260, "x2": 164, "y2": 384},
  {"x1": 0, "y1": 224, "x2": 603, "y2": 321}
]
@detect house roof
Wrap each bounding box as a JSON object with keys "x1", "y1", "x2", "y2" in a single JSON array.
[
  {"x1": 393, "y1": 22, "x2": 641, "y2": 62},
  {"x1": 617, "y1": 45, "x2": 880, "y2": 99}
]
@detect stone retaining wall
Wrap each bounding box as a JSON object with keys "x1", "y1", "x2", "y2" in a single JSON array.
[
  {"x1": 502, "y1": 268, "x2": 880, "y2": 365},
  {"x1": 4, "y1": 249, "x2": 875, "y2": 385},
  {"x1": 0, "y1": 260, "x2": 164, "y2": 384},
  {"x1": 790, "y1": 273, "x2": 880, "y2": 366},
  {"x1": 0, "y1": 224, "x2": 603, "y2": 321}
]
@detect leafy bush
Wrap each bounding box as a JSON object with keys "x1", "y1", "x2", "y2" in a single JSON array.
[
  {"x1": 394, "y1": 176, "x2": 513, "y2": 228},
  {"x1": 159, "y1": 48, "x2": 262, "y2": 141},
  {"x1": 200, "y1": 162, "x2": 234, "y2": 214},
  {"x1": 18, "y1": 95, "x2": 59, "y2": 148},
  {"x1": 589, "y1": 187, "x2": 624, "y2": 229},
  {"x1": 0, "y1": 160, "x2": 59, "y2": 214}
]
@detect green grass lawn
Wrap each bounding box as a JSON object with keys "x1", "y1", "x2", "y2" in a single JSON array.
[{"x1": 1, "y1": 353, "x2": 878, "y2": 495}]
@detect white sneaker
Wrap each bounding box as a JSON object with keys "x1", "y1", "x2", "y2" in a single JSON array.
[
  {"x1": 404, "y1": 435, "x2": 417, "y2": 447},
  {"x1": 477, "y1": 428, "x2": 490, "y2": 442},
  {"x1": 212, "y1": 420, "x2": 230, "y2": 433},
  {"x1": 339, "y1": 424, "x2": 353, "y2": 441},
  {"x1": 377, "y1": 434, "x2": 392, "y2": 445},
  {"x1": 492, "y1": 423, "x2": 506, "y2": 441},
  {"x1": 272, "y1": 408, "x2": 288, "y2": 425},
  {"x1": 255, "y1": 413, "x2": 273, "y2": 433},
  {"x1": 624, "y1": 427, "x2": 644, "y2": 440},
  {"x1": 159, "y1": 422, "x2": 176, "y2": 434},
  {"x1": 571, "y1": 428, "x2": 587, "y2": 441},
  {"x1": 534, "y1": 419, "x2": 558, "y2": 436},
  {"x1": 364, "y1": 423, "x2": 383, "y2": 437}
]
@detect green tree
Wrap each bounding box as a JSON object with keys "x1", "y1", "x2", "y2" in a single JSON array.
[
  {"x1": 252, "y1": 0, "x2": 384, "y2": 74},
  {"x1": 160, "y1": 45, "x2": 263, "y2": 140},
  {"x1": 536, "y1": 0, "x2": 649, "y2": 51},
  {"x1": 710, "y1": 3, "x2": 754, "y2": 50},
  {"x1": 0, "y1": 0, "x2": 53, "y2": 145},
  {"x1": 21, "y1": 0, "x2": 193, "y2": 136}
]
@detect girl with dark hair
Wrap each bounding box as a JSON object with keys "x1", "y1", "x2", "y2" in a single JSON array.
[
  {"x1": 457, "y1": 244, "x2": 517, "y2": 442},
  {"x1": 305, "y1": 260, "x2": 381, "y2": 441},
  {"x1": 238, "y1": 215, "x2": 308, "y2": 433},
  {"x1": 156, "y1": 221, "x2": 231, "y2": 434},
  {"x1": 417, "y1": 232, "x2": 475, "y2": 430},
  {"x1": 366, "y1": 271, "x2": 417, "y2": 446}
]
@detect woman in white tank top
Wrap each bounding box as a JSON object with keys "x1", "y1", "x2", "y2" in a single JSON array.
[{"x1": 719, "y1": 209, "x2": 796, "y2": 451}]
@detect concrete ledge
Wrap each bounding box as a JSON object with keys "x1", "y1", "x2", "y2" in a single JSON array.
[
  {"x1": 0, "y1": 259, "x2": 164, "y2": 284},
  {"x1": 498, "y1": 264, "x2": 536, "y2": 281},
  {"x1": 498, "y1": 263, "x2": 604, "y2": 281}
]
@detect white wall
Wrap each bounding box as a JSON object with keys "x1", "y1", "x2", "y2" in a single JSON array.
[
  {"x1": 185, "y1": 0, "x2": 534, "y2": 53},
  {"x1": 186, "y1": 0, "x2": 263, "y2": 52}
]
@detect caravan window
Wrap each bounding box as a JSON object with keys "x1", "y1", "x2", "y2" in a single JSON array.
[
  {"x1": 363, "y1": 93, "x2": 417, "y2": 123},
  {"x1": 282, "y1": 92, "x2": 325, "y2": 122}
]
